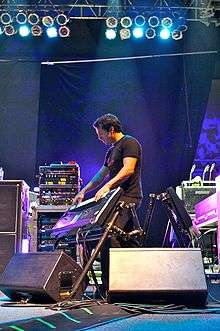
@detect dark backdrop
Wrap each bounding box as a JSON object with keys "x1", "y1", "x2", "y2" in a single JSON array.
[{"x1": 0, "y1": 21, "x2": 219, "y2": 245}]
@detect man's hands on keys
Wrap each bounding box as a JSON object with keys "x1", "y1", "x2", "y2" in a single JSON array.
[
  {"x1": 72, "y1": 191, "x2": 85, "y2": 205},
  {"x1": 95, "y1": 184, "x2": 110, "y2": 202}
]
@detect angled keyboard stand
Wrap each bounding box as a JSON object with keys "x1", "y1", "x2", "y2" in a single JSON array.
[{"x1": 50, "y1": 187, "x2": 143, "y2": 309}]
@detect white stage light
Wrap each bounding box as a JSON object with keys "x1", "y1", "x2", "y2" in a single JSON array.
[
  {"x1": 105, "y1": 28, "x2": 116, "y2": 40},
  {"x1": 46, "y1": 26, "x2": 58, "y2": 38},
  {"x1": 19, "y1": 25, "x2": 30, "y2": 37},
  {"x1": 133, "y1": 27, "x2": 144, "y2": 38}
]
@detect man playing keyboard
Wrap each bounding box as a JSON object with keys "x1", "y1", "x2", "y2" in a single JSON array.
[{"x1": 72, "y1": 113, "x2": 143, "y2": 297}]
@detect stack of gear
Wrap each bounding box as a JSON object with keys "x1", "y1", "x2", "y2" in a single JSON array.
[{"x1": 39, "y1": 162, "x2": 80, "y2": 205}]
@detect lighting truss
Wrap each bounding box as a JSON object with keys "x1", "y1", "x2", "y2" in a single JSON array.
[{"x1": 0, "y1": 0, "x2": 219, "y2": 26}]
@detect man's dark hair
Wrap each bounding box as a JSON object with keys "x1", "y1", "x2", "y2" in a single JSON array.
[{"x1": 93, "y1": 113, "x2": 122, "y2": 133}]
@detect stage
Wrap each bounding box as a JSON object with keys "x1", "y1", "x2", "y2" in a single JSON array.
[{"x1": 1, "y1": 291, "x2": 220, "y2": 331}]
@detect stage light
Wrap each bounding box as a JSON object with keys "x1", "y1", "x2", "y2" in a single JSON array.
[
  {"x1": 145, "y1": 27, "x2": 156, "y2": 39},
  {"x1": 148, "y1": 16, "x2": 160, "y2": 28},
  {"x1": 42, "y1": 16, "x2": 54, "y2": 27},
  {"x1": 1, "y1": 13, "x2": 12, "y2": 25},
  {"x1": 46, "y1": 26, "x2": 58, "y2": 38},
  {"x1": 105, "y1": 28, "x2": 116, "y2": 40},
  {"x1": 4, "y1": 24, "x2": 15, "y2": 36},
  {"x1": 134, "y1": 15, "x2": 146, "y2": 26},
  {"x1": 120, "y1": 16, "x2": 132, "y2": 28},
  {"x1": 28, "y1": 13, "x2": 40, "y2": 25},
  {"x1": 177, "y1": 16, "x2": 188, "y2": 31},
  {"x1": 31, "y1": 25, "x2": 43, "y2": 36},
  {"x1": 119, "y1": 28, "x2": 131, "y2": 40},
  {"x1": 172, "y1": 29, "x2": 183, "y2": 40},
  {"x1": 56, "y1": 14, "x2": 69, "y2": 26},
  {"x1": 178, "y1": 24, "x2": 188, "y2": 32},
  {"x1": 16, "y1": 12, "x2": 27, "y2": 24},
  {"x1": 106, "y1": 16, "x2": 118, "y2": 28},
  {"x1": 161, "y1": 17, "x2": 173, "y2": 28},
  {"x1": 132, "y1": 27, "x2": 144, "y2": 38},
  {"x1": 160, "y1": 28, "x2": 171, "y2": 39},
  {"x1": 59, "y1": 26, "x2": 70, "y2": 37},
  {"x1": 19, "y1": 25, "x2": 30, "y2": 37}
]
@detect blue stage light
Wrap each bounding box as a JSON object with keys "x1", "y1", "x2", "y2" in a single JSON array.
[
  {"x1": 132, "y1": 27, "x2": 144, "y2": 38},
  {"x1": 160, "y1": 28, "x2": 171, "y2": 40},
  {"x1": 19, "y1": 25, "x2": 30, "y2": 37},
  {"x1": 46, "y1": 26, "x2": 58, "y2": 38},
  {"x1": 105, "y1": 29, "x2": 116, "y2": 40}
]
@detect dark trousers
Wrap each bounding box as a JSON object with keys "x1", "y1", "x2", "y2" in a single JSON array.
[{"x1": 100, "y1": 198, "x2": 141, "y2": 292}]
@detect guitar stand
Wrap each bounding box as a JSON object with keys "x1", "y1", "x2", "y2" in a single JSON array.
[{"x1": 142, "y1": 192, "x2": 192, "y2": 248}]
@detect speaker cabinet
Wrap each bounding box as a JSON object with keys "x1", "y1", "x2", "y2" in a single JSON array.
[
  {"x1": 0, "y1": 180, "x2": 29, "y2": 273},
  {"x1": 0, "y1": 251, "x2": 83, "y2": 303},
  {"x1": 108, "y1": 248, "x2": 208, "y2": 306}
]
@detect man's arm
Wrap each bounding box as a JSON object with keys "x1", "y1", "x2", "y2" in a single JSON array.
[
  {"x1": 72, "y1": 166, "x2": 109, "y2": 204},
  {"x1": 95, "y1": 157, "x2": 137, "y2": 201}
]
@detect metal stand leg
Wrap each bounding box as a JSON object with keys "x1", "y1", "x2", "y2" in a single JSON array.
[
  {"x1": 141, "y1": 194, "x2": 157, "y2": 246},
  {"x1": 162, "y1": 220, "x2": 172, "y2": 247},
  {"x1": 51, "y1": 201, "x2": 125, "y2": 309}
]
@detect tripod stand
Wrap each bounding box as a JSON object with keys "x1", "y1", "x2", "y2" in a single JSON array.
[{"x1": 142, "y1": 189, "x2": 194, "y2": 248}]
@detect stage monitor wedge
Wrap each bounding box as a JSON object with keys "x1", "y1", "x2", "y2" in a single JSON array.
[
  {"x1": 0, "y1": 251, "x2": 83, "y2": 303},
  {"x1": 108, "y1": 248, "x2": 208, "y2": 307}
]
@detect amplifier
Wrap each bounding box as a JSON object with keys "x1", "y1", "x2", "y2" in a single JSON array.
[{"x1": 177, "y1": 181, "x2": 216, "y2": 214}]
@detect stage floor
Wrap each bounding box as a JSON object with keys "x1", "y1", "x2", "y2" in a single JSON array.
[{"x1": 1, "y1": 291, "x2": 220, "y2": 331}]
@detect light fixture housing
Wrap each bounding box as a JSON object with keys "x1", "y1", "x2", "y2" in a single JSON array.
[
  {"x1": 56, "y1": 14, "x2": 69, "y2": 26},
  {"x1": 148, "y1": 16, "x2": 160, "y2": 28},
  {"x1": 119, "y1": 28, "x2": 131, "y2": 40},
  {"x1": 1, "y1": 13, "x2": 12, "y2": 25},
  {"x1": 42, "y1": 16, "x2": 54, "y2": 27},
  {"x1": 16, "y1": 12, "x2": 27, "y2": 25},
  {"x1": 31, "y1": 24, "x2": 43, "y2": 36},
  {"x1": 120, "y1": 16, "x2": 132, "y2": 28},
  {"x1": 134, "y1": 15, "x2": 146, "y2": 26},
  {"x1": 59, "y1": 26, "x2": 70, "y2": 37},
  {"x1": 28, "y1": 13, "x2": 40, "y2": 25},
  {"x1": 106, "y1": 16, "x2": 118, "y2": 28}
]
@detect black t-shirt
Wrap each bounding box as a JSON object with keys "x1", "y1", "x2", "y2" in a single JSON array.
[{"x1": 104, "y1": 135, "x2": 143, "y2": 202}]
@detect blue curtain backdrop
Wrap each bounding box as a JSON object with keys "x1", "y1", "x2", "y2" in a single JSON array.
[{"x1": 36, "y1": 53, "x2": 215, "y2": 244}]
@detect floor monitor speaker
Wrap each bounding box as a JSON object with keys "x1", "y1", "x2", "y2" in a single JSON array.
[
  {"x1": 108, "y1": 248, "x2": 208, "y2": 306},
  {"x1": 0, "y1": 251, "x2": 83, "y2": 303}
]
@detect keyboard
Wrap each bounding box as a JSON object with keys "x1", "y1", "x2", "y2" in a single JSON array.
[{"x1": 51, "y1": 187, "x2": 123, "y2": 238}]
